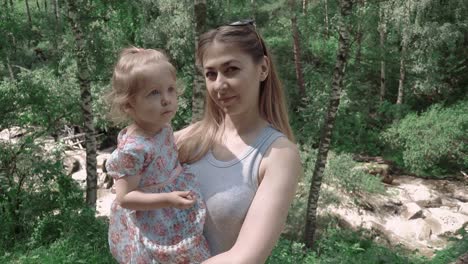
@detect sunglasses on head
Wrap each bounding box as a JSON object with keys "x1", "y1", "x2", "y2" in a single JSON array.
[{"x1": 225, "y1": 19, "x2": 266, "y2": 55}]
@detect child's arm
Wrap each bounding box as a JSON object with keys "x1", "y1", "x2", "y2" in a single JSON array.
[{"x1": 115, "y1": 175, "x2": 196, "y2": 210}]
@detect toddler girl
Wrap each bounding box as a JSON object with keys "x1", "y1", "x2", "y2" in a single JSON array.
[{"x1": 106, "y1": 47, "x2": 210, "y2": 264}]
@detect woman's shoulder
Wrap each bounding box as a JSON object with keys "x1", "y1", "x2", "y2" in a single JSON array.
[{"x1": 173, "y1": 122, "x2": 198, "y2": 143}]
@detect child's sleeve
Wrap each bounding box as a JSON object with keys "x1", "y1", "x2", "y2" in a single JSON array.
[{"x1": 106, "y1": 147, "x2": 145, "y2": 180}]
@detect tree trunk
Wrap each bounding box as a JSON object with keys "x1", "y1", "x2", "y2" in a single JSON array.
[
  {"x1": 25, "y1": 0, "x2": 32, "y2": 29},
  {"x1": 379, "y1": 4, "x2": 386, "y2": 102},
  {"x1": 290, "y1": 0, "x2": 306, "y2": 98},
  {"x1": 324, "y1": 0, "x2": 329, "y2": 38},
  {"x1": 355, "y1": 0, "x2": 365, "y2": 68},
  {"x1": 192, "y1": 0, "x2": 207, "y2": 123},
  {"x1": 6, "y1": 56, "x2": 14, "y2": 80},
  {"x1": 397, "y1": 0, "x2": 410, "y2": 105},
  {"x1": 304, "y1": 0, "x2": 353, "y2": 249},
  {"x1": 251, "y1": 0, "x2": 256, "y2": 20},
  {"x1": 44, "y1": 0, "x2": 47, "y2": 12},
  {"x1": 36, "y1": 0, "x2": 40, "y2": 11},
  {"x1": 53, "y1": 0, "x2": 60, "y2": 30},
  {"x1": 66, "y1": 0, "x2": 98, "y2": 207},
  {"x1": 303, "y1": 0, "x2": 308, "y2": 14}
]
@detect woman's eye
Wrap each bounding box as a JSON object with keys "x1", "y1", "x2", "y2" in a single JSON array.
[
  {"x1": 168, "y1": 86, "x2": 176, "y2": 93},
  {"x1": 225, "y1": 66, "x2": 239, "y2": 75},
  {"x1": 205, "y1": 71, "x2": 217, "y2": 80}
]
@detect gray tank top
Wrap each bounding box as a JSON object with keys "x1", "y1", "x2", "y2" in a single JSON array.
[{"x1": 188, "y1": 125, "x2": 285, "y2": 255}]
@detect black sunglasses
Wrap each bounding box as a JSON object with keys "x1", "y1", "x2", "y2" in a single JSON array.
[{"x1": 225, "y1": 19, "x2": 266, "y2": 55}]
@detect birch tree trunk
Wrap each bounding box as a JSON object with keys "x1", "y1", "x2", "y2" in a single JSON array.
[
  {"x1": 355, "y1": 0, "x2": 365, "y2": 68},
  {"x1": 66, "y1": 0, "x2": 98, "y2": 207},
  {"x1": 304, "y1": 0, "x2": 353, "y2": 249},
  {"x1": 397, "y1": 0, "x2": 410, "y2": 105},
  {"x1": 290, "y1": 0, "x2": 306, "y2": 98},
  {"x1": 251, "y1": 0, "x2": 257, "y2": 20},
  {"x1": 324, "y1": 0, "x2": 329, "y2": 38},
  {"x1": 379, "y1": 4, "x2": 386, "y2": 102},
  {"x1": 192, "y1": 0, "x2": 207, "y2": 123}
]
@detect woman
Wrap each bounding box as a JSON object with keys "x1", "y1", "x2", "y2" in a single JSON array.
[{"x1": 176, "y1": 19, "x2": 302, "y2": 264}]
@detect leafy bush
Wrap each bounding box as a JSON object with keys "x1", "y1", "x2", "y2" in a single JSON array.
[
  {"x1": 324, "y1": 152, "x2": 386, "y2": 195},
  {"x1": 285, "y1": 148, "x2": 385, "y2": 241},
  {"x1": 383, "y1": 101, "x2": 467, "y2": 177}
]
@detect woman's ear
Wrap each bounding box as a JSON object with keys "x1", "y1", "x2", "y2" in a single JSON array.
[{"x1": 260, "y1": 55, "x2": 270, "y2": 81}]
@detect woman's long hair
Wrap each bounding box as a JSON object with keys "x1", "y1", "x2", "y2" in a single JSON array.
[{"x1": 178, "y1": 24, "x2": 294, "y2": 164}]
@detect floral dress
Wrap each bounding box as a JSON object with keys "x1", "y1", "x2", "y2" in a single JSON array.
[{"x1": 107, "y1": 125, "x2": 210, "y2": 264}]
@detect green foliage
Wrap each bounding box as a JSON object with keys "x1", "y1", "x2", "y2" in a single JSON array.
[
  {"x1": 1, "y1": 209, "x2": 114, "y2": 264},
  {"x1": 383, "y1": 101, "x2": 468, "y2": 177},
  {"x1": 0, "y1": 134, "x2": 80, "y2": 251},
  {"x1": 313, "y1": 226, "x2": 427, "y2": 264},
  {"x1": 267, "y1": 238, "x2": 317, "y2": 264},
  {"x1": 324, "y1": 153, "x2": 386, "y2": 195},
  {"x1": 430, "y1": 227, "x2": 468, "y2": 264},
  {"x1": 285, "y1": 147, "x2": 385, "y2": 241}
]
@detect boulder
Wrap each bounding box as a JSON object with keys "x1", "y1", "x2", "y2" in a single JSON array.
[
  {"x1": 402, "y1": 202, "x2": 424, "y2": 220},
  {"x1": 458, "y1": 203, "x2": 468, "y2": 216}
]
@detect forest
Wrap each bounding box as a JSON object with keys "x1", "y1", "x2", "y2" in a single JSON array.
[{"x1": 1, "y1": 0, "x2": 467, "y2": 263}]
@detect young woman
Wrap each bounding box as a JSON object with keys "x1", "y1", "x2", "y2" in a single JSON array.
[{"x1": 176, "y1": 20, "x2": 302, "y2": 264}]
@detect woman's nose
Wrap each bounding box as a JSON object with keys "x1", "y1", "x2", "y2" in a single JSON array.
[{"x1": 214, "y1": 74, "x2": 227, "y2": 92}]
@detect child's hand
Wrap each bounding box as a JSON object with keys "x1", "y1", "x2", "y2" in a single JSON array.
[{"x1": 167, "y1": 191, "x2": 196, "y2": 209}]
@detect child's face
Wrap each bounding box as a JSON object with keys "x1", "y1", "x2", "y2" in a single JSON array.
[{"x1": 127, "y1": 63, "x2": 178, "y2": 132}]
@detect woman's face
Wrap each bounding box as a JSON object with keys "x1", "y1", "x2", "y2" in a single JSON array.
[{"x1": 202, "y1": 41, "x2": 269, "y2": 117}]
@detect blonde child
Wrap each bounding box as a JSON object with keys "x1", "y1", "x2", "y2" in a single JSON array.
[{"x1": 106, "y1": 47, "x2": 210, "y2": 264}]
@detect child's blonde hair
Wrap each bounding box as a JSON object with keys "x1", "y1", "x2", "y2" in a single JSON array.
[{"x1": 106, "y1": 47, "x2": 176, "y2": 125}]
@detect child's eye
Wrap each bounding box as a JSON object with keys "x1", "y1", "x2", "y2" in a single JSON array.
[
  {"x1": 149, "y1": 89, "x2": 160, "y2": 96},
  {"x1": 168, "y1": 86, "x2": 176, "y2": 93}
]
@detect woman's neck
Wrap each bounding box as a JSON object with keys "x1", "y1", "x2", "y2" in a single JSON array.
[{"x1": 222, "y1": 111, "x2": 268, "y2": 138}]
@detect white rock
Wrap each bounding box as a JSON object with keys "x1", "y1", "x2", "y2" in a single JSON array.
[{"x1": 402, "y1": 202, "x2": 424, "y2": 220}]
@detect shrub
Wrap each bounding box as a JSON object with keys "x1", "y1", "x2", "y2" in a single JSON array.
[{"x1": 383, "y1": 101, "x2": 467, "y2": 177}]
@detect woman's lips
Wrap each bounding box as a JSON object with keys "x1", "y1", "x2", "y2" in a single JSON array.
[{"x1": 219, "y1": 96, "x2": 236, "y2": 105}]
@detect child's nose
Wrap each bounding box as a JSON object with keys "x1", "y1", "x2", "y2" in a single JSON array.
[{"x1": 161, "y1": 93, "x2": 171, "y2": 106}]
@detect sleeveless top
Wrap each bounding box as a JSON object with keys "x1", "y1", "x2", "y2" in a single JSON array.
[{"x1": 188, "y1": 125, "x2": 285, "y2": 255}]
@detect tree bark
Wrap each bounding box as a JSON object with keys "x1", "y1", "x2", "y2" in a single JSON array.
[
  {"x1": 66, "y1": 0, "x2": 98, "y2": 207},
  {"x1": 304, "y1": 0, "x2": 353, "y2": 249},
  {"x1": 192, "y1": 0, "x2": 207, "y2": 123},
  {"x1": 379, "y1": 4, "x2": 386, "y2": 102},
  {"x1": 251, "y1": 0, "x2": 256, "y2": 20},
  {"x1": 290, "y1": 0, "x2": 306, "y2": 98},
  {"x1": 397, "y1": 0, "x2": 410, "y2": 105},
  {"x1": 6, "y1": 56, "x2": 14, "y2": 80},
  {"x1": 25, "y1": 0, "x2": 32, "y2": 29},
  {"x1": 53, "y1": 0, "x2": 60, "y2": 31},
  {"x1": 324, "y1": 0, "x2": 329, "y2": 38},
  {"x1": 355, "y1": 0, "x2": 365, "y2": 68},
  {"x1": 303, "y1": 0, "x2": 308, "y2": 14}
]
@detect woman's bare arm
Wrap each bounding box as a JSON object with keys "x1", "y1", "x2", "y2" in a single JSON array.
[{"x1": 202, "y1": 137, "x2": 302, "y2": 264}]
